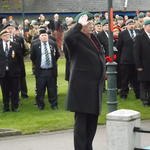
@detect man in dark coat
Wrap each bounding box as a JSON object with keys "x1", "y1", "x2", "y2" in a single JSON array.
[
  {"x1": 0, "y1": 30, "x2": 21, "y2": 112},
  {"x1": 3, "y1": 23, "x2": 29, "y2": 99},
  {"x1": 64, "y1": 12, "x2": 105, "y2": 150},
  {"x1": 134, "y1": 19, "x2": 150, "y2": 106},
  {"x1": 30, "y1": 29, "x2": 60, "y2": 110},
  {"x1": 97, "y1": 19, "x2": 109, "y2": 57},
  {"x1": 117, "y1": 19, "x2": 140, "y2": 99}
]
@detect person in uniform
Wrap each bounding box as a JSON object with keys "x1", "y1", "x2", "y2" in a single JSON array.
[
  {"x1": 30, "y1": 29, "x2": 60, "y2": 110},
  {"x1": 117, "y1": 19, "x2": 140, "y2": 99},
  {"x1": 3, "y1": 23, "x2": 29, "y2": 99},
  {"x1": 0, "y1": 30, "x2": 21, "y2": 112}
]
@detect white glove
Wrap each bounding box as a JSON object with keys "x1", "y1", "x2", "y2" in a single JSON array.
[{"x1": 78, "y1": 14, "x2": 88, "y2": 26}]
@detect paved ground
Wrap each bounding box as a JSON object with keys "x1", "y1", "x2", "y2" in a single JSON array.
[{"x1": 0, "y1": 120, "x2": 150, "y2": 150}]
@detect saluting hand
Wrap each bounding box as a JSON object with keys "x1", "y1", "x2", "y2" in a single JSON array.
[{"x1": 78, "y1": 14, "x2": 89, "y2": 26}]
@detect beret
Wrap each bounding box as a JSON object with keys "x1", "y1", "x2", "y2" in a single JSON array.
[
  {"x1": 144, "y1": 19, "x2": 150, "y2": 25},
  {"x1": 94, "y1": 13, "x2": 100, "y2": 17},
  {"x1": 117, "y1": 16, "x2": 123, "y2": 20},
  {"x1": 101, "y1": 19, "x2": 108, "y2": 26},
  {"x1": 138, "y1": 14, "x2": 145, "y2": 18},
  {"x1": 125, "y1": 19, "x2": 135, "y2": 25},
  {"x1": 94, "y1": 21, "x2": 101, "y2": 25},
  {"x1": 74, "y1": 12, "x2": 94, "y2": 22}
]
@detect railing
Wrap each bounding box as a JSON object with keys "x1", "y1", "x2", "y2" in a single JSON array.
[{"x1": 134, "y1": 127, "x2": 150, "y2": 150}]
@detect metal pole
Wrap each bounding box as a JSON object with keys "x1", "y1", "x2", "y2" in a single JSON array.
[
  {"x1": 106, "y1": 0, "x2": 118, "y2": 113},
  {"x1": 22, "y1": 0, "x2": 25, "y2": 36}
]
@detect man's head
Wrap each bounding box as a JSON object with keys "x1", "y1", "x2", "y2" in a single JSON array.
[
  {"x1": 125, "y1": 19, "x2": 135, "y2": 30},
  {"x1": 94, "y1": 13, "x2": 100, "y2": 22},
  {"x1": 117, "y1": 16, "x2": 124, "y2": 26},
  {"x1": 101, "y1": 20, "x2": 109, "y2": 32},
  {"x1": 3, "y1": 23, "x2": 16, "y2": 35},
  {"x1": 39, "y1": 29, "x2": 49, "y2": 42},
  {"x1": 144, "y1": 19, "x2": 150, "y2": 33},
  {"x1": 0, "y1": 30, "x2": 10, "y2": 42},
  {"x1": 75, "y1": 12, "x2": 94, "y2": 36},
  {"x1": 94, "y1": 21, "x2": 102, "y2": 32}
]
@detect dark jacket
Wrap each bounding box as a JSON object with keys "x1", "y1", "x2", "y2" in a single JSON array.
[
  {"x1": 30, "y1": 39, "x2": 60, "y2": 77},
  {"x1": 13, "y1": 35, "x2": 28, "y2": 77},
  {"x1": 134, "y1": 31, "x2": 150, "y2": 81},
  {"x1": 0, "y1": 40, "x2": 21, "y2": 78},
  {"x1": 117, "y1": 29, "x2": 140, "y2": 64},
  {"x1": 64, "y1": 23, "x2": 105, "y2": 115},
  {"x1": 97, "y1": 31, "x2": 109, "y2": 56}
]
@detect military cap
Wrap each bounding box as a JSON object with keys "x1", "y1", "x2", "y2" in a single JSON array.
[
  {"x1": 94, "y1": 13, "x2": 100, "y2": 17},
  {"x1": 74, "y1": 12, "x2": 94, "y2": 22},
  {"x1": 125, "y1": 19, "x2": 135, "y2": 25},
  {"x1": 0, "y1": 30, "x2": 10, "y2": 36},
  {"x1": 144, "y1": 19, "x2": 150, "y2": 25},
  {"x1": 101, "y1": 19, "x2": 108, "y2": 26},
  {"x1": 138, "y1": 14, "x2": 145, "y2": 18},
  {"x1": 39, "y1": 29, "x2": 47, "y2": 35}
]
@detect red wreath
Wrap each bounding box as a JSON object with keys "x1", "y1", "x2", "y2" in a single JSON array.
[{"x1": 105, "y1": 55, "x2": 117, "y2": 62}]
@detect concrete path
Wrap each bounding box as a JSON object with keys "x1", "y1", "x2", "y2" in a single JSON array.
[{"x1": 0, "y1": 120, "x2": 150, "y2": 150}]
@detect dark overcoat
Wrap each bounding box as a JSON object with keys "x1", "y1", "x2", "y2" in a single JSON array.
[
  {"x1": 134, "y1": 31, "x2": 150, "y2": 81},
  {"x1": 0, "y1": 40, "x2": 21, "y2": 78},
  {"x1": 117, "y1": 29, "x2": 140, "y2": 64},
  {"x1": 64, "y1": 23, "x2": 105, "y2": 115}
]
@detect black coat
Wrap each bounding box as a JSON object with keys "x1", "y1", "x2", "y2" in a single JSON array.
[
  {"x1": 117, "y1": 29, "x2": 140, "y2": 64},
  {"x1": 30, "y1": 39, "x2": 60, "y2": 77},
  {"x1": 97, "y1": 31, "x2": 109, "y2": 56},
  {"x1": 134, "y1": 31, "x2": 150, "y2": 81},
  {"x1": 64, "y1": 23, "x2": 105, "y2": 115},
  {"x1": 0, "y1": 40, "x2": 21, "y2": 78},
  {"x1": 13, "y1": 35, "x2": 28, "y2": 77}
]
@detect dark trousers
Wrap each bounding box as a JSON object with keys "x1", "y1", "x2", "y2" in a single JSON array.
[
  {"x1": 0, "y1": 72, "x2": 20, "y2": 110},
  {"x1": 19, "y1": 76, "x2": 28, "y2": 97},
  {"x1": 140, "y1": 81, "x2": 150, "y2": 105},
  {"x1": 36, "y1": 70, "x2": 57, "y2": 108},
  {"x1": 120, "y1": 64, "x2": 140, "y2": 98},
  {"x1": 74, "y1": 112, "x2": 98, "y2": 150}
]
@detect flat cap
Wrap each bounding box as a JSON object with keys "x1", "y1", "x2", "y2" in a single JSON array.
[
  {"x1": 74, "y1": 12, "x2": 94, "y2": 22},
  {"x1": 125, "y1": 19, "x2": 135, "y2": 25}
]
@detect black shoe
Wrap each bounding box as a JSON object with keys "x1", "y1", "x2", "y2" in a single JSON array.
[
  {"x1": 120, "y1": 95, "x2": 127, "y2": 100},
  {"x1": 21, "y1": 95, "x2": 29, "y2": 99},
  {"x1": 51, "y1": 105, "x2": 58, "y2": 110},
  {"x1": 2, "y1": 108, "x2": 10, "y2": 112},
  {"x1": 12, "y1": 108, "x2": 19, "y2": 112},
  {"x1": 38, "y1": 106, "x2": 44, "y2": 110}
]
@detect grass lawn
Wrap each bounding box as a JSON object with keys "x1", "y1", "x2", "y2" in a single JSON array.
[{"x1": 0, "y1": 58, "x2": 150, "y2": 134}]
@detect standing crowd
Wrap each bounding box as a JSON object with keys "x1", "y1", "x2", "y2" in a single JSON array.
[{"x1": 1, "y1": 10, "x2": 150, "y2": 150}]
